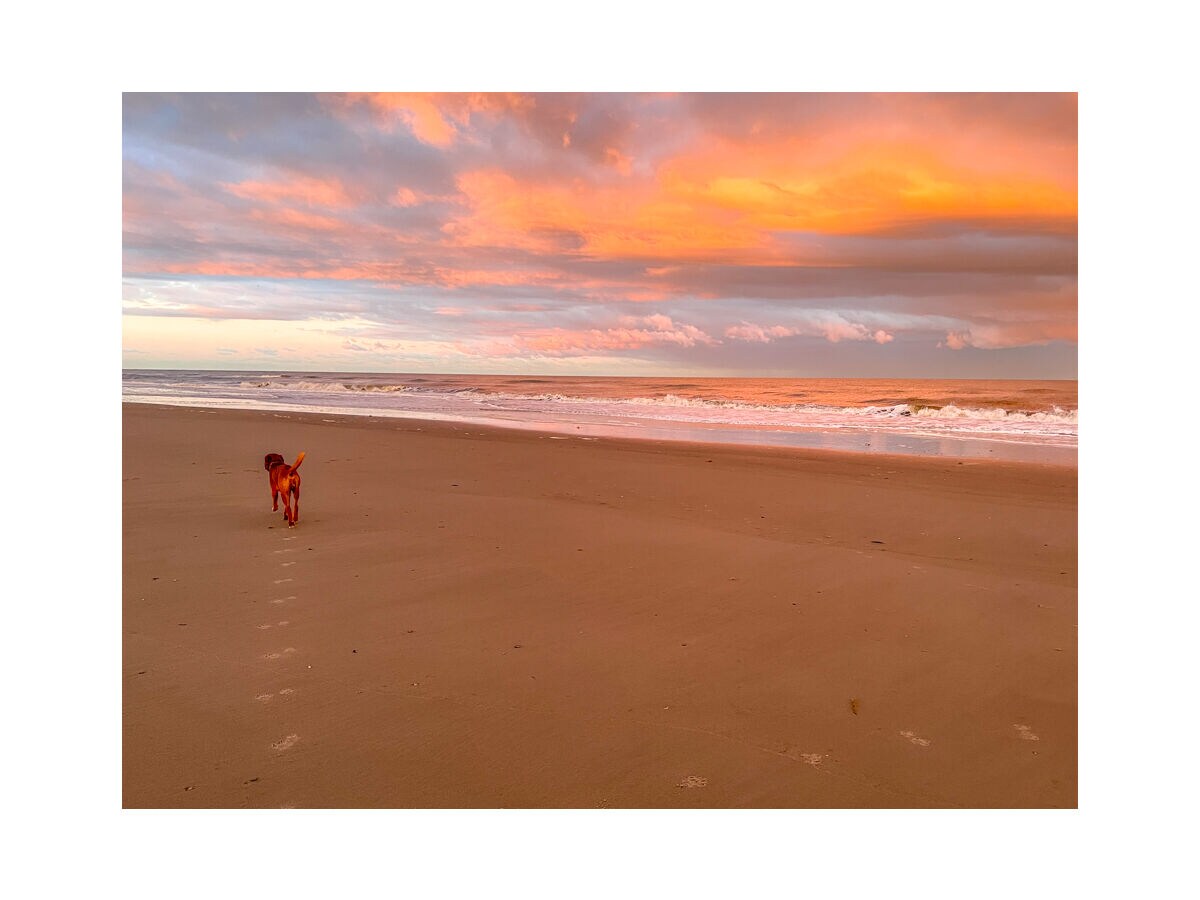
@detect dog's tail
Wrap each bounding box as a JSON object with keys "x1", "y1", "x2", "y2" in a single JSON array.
[{"x1": 291, "y1": 451, "x2": 306, "y2": 471}]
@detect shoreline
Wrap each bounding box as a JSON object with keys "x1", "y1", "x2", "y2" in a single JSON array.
[
  {"x1": 121, "y1": 397, "x2": 1077, "y2": 467},
  {"x1": 123, "y1": 403, "x2": 1077, "y2": 808}
]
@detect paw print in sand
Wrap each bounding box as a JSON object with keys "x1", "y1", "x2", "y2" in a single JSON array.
[{"x1": 677, "y1": 775, "x2": 708, "y2": 789}]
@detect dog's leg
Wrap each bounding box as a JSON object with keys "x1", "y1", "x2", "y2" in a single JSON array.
[
  {"x1": 292, "y1": 484, "x2": 300, "y2": 525},
  {"x1": 282, "y1": 490, "x2": 293, "y2": 526},
  {"x1": 272, "y1": 484, "x2": 279, "y2": 512}
]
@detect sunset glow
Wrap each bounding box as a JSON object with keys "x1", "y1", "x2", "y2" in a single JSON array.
[{"x1": 123, "y1": 93, "x2": 1077, "y2": 375}]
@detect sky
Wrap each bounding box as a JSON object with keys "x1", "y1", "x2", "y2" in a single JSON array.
[{"x1": 122, "y1": 92, "x2": 1077, "y2": 378}]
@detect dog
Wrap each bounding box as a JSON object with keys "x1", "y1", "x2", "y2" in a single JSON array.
[{"x1": 264, "y1": 451, "x2": 306, "y2": 527}]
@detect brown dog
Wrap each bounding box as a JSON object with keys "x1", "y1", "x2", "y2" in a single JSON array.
[{"x1": 264, "y1": 451, "x2": 306, "y2": 527}]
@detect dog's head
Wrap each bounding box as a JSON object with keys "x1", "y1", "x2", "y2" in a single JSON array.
[{"x1": 264, "y1": 453, "x2": 286, "y2": 471}]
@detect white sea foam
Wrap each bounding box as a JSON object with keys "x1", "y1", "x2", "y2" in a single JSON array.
[
  {"x1": 124, "y1": 370, "x2": 1078, "y2": 458},
  {"x1": 229, "y1": 380, "x2": 1077, "y2": 428},
  {"x1": 238, "y1": 379, "x2": 414, "y2": 393},
  {"x1": 440, "y1": 390, "x2": 1079, "y2": 436}
]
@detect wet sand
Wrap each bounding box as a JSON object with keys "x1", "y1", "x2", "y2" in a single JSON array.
[{"x1": 122, "y1": 403, "x2": 1077, "y2": 808}]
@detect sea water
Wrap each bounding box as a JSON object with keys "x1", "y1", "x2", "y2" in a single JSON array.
[{"x1": 122, "y1": 371, "x2": 1077, "y2": 465}]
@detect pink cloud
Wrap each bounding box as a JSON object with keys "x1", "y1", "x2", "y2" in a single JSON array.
[
  {"x1": 724, "y1": 323, "x2": 797, "y2": 343},
  {"x1": 391, "y1": 186, "x2": 459, "y2": 208},
  {"x1": 725, "y1": 318, "x2": 895, "y2": 345},
  {"x1": 393, "y1": 187, "x2": 420, "y2": 207},
  {"x1": 516, "y1": 314, "x2": 719, "y2": 356},
  {"x1": 249, "y1": 207, "x2": 344, "y2": 232},
  {"x1": 224, "y1": 175, "x2": 353, "y2": 208},
  {"x1": 940, "y1": 320, "x2": 1075, "y2": 350},
  {"x1": 332, "y1": 93, "x2": 541, "y2": 148},
  {"x1": 124, "y1": 94, "x2": 1077, "y2": 369}
]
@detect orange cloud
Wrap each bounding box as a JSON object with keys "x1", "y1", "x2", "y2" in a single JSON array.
[
  {"x1": 658, "y1": 139, "x2": 1076, "y2": 236},
  {"x1": 339, "y1": 93, "x2": 459, "y2": 146},
  {"x1": 448, "y1": 168, "x2": 774, "y2": 263},
  {"x1": 444, "y1": 125, "x2": 1074, "y2": 269},
  {"x1": 604, "y1": 147, "x2": 633, "y2": 175},
  {"x1": 125, "y1": 93, "x2": 1077, "y2": 364}
]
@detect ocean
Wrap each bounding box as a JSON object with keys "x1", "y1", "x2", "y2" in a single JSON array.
[{"x1": 122, "y1": 370, "x2": 1078, "y2": 464}]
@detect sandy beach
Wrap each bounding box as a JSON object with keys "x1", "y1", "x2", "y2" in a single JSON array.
[{"x1": 122, "y1": 403, "x2": 1076, "y2": 808}]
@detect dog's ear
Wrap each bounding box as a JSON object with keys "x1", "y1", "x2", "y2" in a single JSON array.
[{"x1": 264, "y1": 453, "x2": 282, "y2": 470}]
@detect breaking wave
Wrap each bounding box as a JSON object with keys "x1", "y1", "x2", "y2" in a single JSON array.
[
  {"x1": 124, "y1": 370, "x2": 1078, "y2": 453},
  {"x1": 233, "y1": 381, "x2": 1076, "y2": 427},
  {"x1": 238, "y1": 379, "x2": 414, "y2": 393}
]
